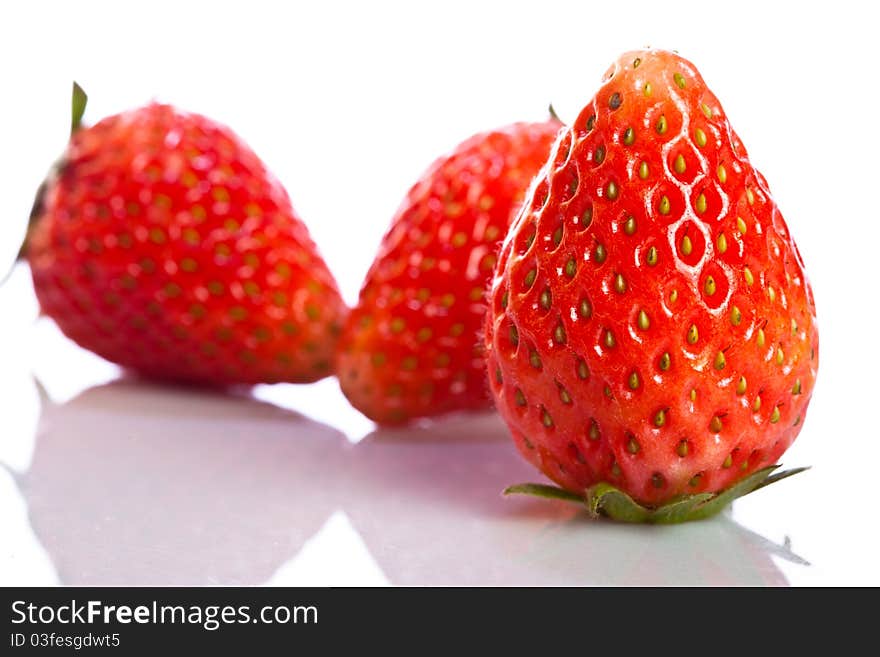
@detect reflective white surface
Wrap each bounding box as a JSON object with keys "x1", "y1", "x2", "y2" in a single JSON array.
[
  {"x1": 0, "y1": 263, "x2": 874, "y2": 586},
  {"x1": 2, "y1": 1, "x2": 879, "y2": 587}
]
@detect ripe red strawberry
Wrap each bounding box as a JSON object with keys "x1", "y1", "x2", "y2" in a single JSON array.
[
  {"x1": 336, "y1": 120, "x2": 561, "y2": 424},
  {"x1": 485, "y1": 50, "x2": 819, "y2": 521},
  {"x1": 25, "y1": 85, "x2": 346, "y2": 385}
]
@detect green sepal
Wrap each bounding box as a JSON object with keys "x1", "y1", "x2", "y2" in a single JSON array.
[
  {"x1": 586, "y1": 482, "x2": 652, "y2": 522},
  {"x1": 504, "y1": 464, "x2": 808, "y2": 525},
  {"x1": 71, "y1": 82, "x2": 88, "y2": 135},
  {"x1": 679, "y1": 465, "x2": 809, "y2": 522},
  {"x1": 503, "y1": 483, "x2": 584, "y2": 504},
  {"x1": 17, "y1": 82, "x2": 88, "y2": 263},
  {"x1": 755, "y1": 465, "x2": 810, "y2": 490},
  {"x1": 641, "y1": 492, "x2": 715, "y2": 524}
]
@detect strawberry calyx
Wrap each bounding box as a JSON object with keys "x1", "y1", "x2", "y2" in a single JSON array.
[
  {"x1": 70, "y1": 82, "x2": 87, "y2": 135},
  {"x1": 503, "y1": 465, "x2": 809, "y2": 524},
  {"x1": 19, "y1": 82, "x2": 87, "y2": 262}
]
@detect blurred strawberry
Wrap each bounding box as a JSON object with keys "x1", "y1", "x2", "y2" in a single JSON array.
[
  {"x1": 337, "y1": 119, "x2": 561, "y2": 424},
  {"x1": 24, "y1": 84, "x2": 346, "y2": 385}
]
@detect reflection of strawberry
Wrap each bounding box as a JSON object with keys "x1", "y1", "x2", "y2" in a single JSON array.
[
  {"x1": 25, "y1": 85, "x2": 346, "y2": 385},
  {"x1": 14, "y1": 381, "x2": 348, "y2": 585},
  {"x1": 343, "y1": 413, "x2": 805, "y2": 584},
  {"x1": 337, "y1": 120, "x2": 561, "y2": 424},
  {"x1": 485, "y1": 50, "x2": 819, "y2": 521},
  {"x1": 505, "y1": 508, "x2": 807, "y2": 586}
]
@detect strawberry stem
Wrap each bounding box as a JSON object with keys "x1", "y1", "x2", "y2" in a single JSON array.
[
  {"x1": 71, "y1": 82, "x2": 88, "y2": 135},
  {"x1": 17, "y1": 82, "x2": 88, "y2": 262},
  {"x1": 504, "y1": 464, "x2": 809, "y2": 524}
]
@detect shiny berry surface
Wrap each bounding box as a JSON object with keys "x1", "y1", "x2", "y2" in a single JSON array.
[
  {"x1": 28, "y1": 104, "x2": 346, "y2": 385},
  {"x1": 337, "y1": 120, "x2": 561, "y2": 424},
  {"x1": 485, "y1": 50, "x2": 819, "y2": 506}
]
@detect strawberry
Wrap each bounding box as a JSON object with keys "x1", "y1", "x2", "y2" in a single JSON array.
[
  {"x1": 485, "y1": 50, "x2": 819, "y2": 522},
  {"x1": 336, "y1": 120, "x2": 561, "y2": 424},
  {"x1": 24, "y1": 84, "x2": 346, "y2": 385}
]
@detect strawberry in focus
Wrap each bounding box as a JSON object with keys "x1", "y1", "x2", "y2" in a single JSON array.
[
  {"x1": 485, "y1": 50, "x2": 819, "y2": 521},
  {"x1": 337, "y1": 120, "x2": 561, "y2": 424},
  {"x1": 25, "y1": 85, "x2": 347, "y2": 385}
]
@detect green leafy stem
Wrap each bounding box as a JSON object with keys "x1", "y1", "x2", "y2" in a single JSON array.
[
  {"x1": 504, "y1": 465, "x2": 808, "y2": 524},
  {"x1": 16, "y1": 82, "x2": 88, "y2": 266}
]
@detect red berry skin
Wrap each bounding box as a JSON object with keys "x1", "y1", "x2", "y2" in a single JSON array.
[
  {"x1": 27, "y1": 104, "x2": 347, "y2": 385},
  {"x1": 336, "y1": 121, "x2": 561, "y2": 424},
  {"x1": 485, "y1": 50, "x2": 819, "y2": 508}
]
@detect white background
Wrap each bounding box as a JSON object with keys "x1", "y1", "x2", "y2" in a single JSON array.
[{"x1": 0, "y1": 0, "x2": 878, "y2": 585}]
